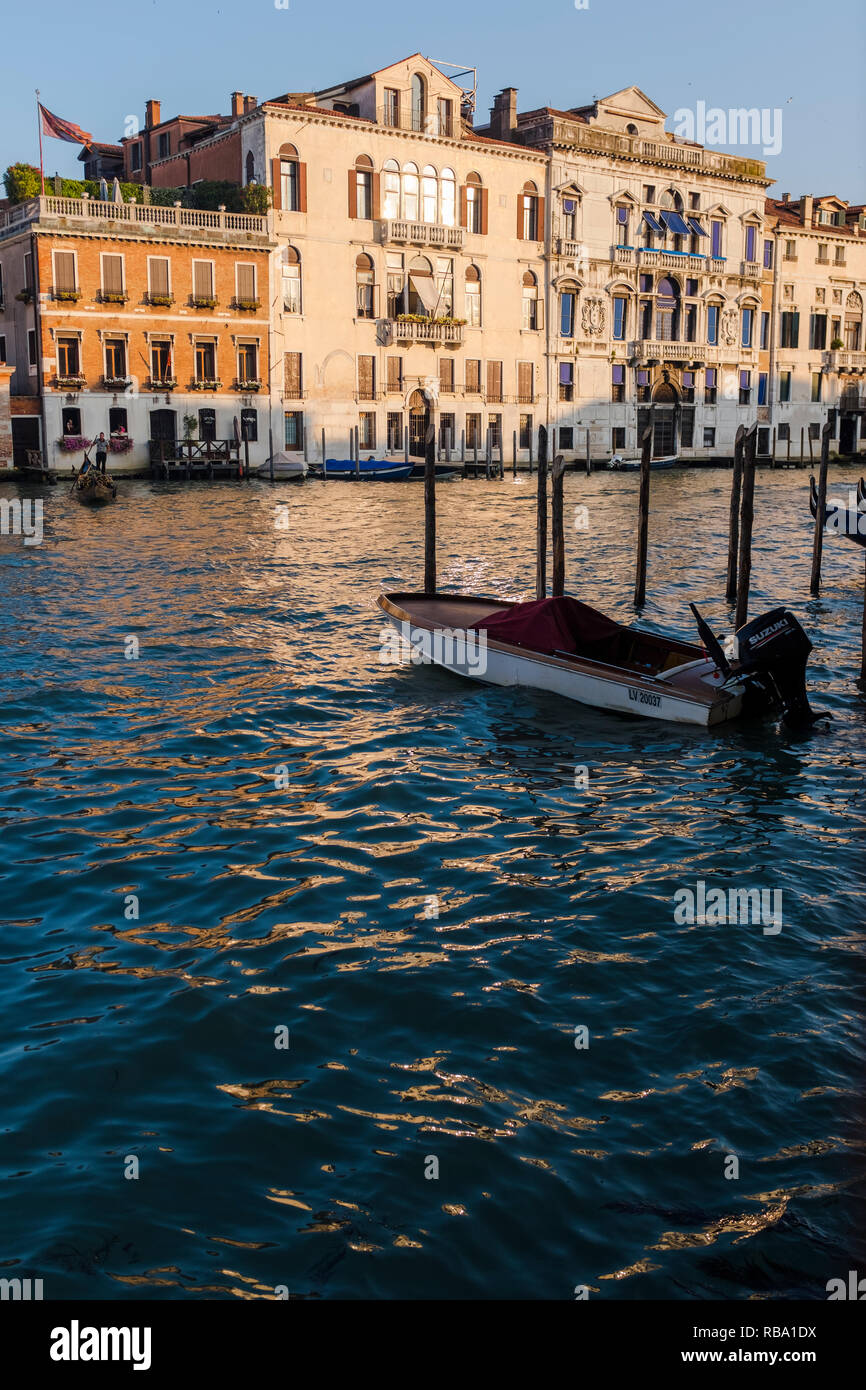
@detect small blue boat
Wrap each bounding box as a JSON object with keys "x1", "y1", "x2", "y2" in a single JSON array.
[{"x1": 323, "y1": 457, "x2": 413, "y2": 481}]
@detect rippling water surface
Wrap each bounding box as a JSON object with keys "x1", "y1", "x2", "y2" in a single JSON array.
[{"x1": 1, "y1": 468, "x2": 864, "y2": 1300}]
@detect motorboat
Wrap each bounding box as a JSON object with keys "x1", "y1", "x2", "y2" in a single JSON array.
[
  {"x1": 377, "y1": 591, "x2": 817, "y2": 729},
  {"x1": 263, "y1": 451, "x2": 308, "y2": 480},
  {"x1": 324, "y1": 457, "x2": 413, "y2": 480},
  {"x1": 608, "y1": 453, "x2": 679, "y2": 471}
]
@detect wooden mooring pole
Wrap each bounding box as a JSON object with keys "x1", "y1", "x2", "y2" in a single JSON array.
[
  {"x1": 536, "y1": 424, "x2": 548, "y2": 599},
  {"x1": 861, "y1": 554, "x2": 866, "y2": 685},
  {"x1": 809, "y1": 418, "x2": 833, "y2": 596},
  {"x1": 585, "y1": 426, "x2": 592, "y2": 477},
  {"x1": 734, "y1": 424, "x2": 758, "y2": 631},
  {"x1": 424, "y1": 421, "x2": 436, "y2": 596},
  {"x1": 633, "y1": 421, "x2": 652, "y2": 608},
  {"x1": 726, "y1": 425, "x2": 745, "y2": 602},
  {"x1": 551, "y1": 454, "x2": 566, "y2": 596}
]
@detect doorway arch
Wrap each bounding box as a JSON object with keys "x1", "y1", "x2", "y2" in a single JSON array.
[{"x1": 650, "y1": 381, "x2": 678, "y2": 457}]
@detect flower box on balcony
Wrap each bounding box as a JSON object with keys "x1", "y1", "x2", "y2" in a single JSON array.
[
  {"x1": 147, "y1": 294, "x2": 174, "y2": 307},
  {"x1": 100, "y1": 291, "x2": 128, "y2": 304},
  {"x1": 57, "y1": 435, "x2": 92, "y2": 452},
  {"x1": 192, "y1": 296, "x2": 218, "y2": 310},
  {"x1": 109, "y1": 436, "x2": 134, "y2": 453},
  {"x1": 191, "y1": 379, "x2": 221, "y2": 391},
  {"x1": 54, "y1": 289, "x2": 81, "y2": 302},
  {"x1": 233, "y1": 299, "x2": 261, "y2": 312},
  {"x1": 235, "y1": 380, "x2": 261, "y2": 392},
  {"x1": 56, "y1": 375, "x2": 86, "y2": 390},
  {"x1": 148, "y1": 378, "x2": 177, "y2": 391},
  {"x1": 103, "y1": 376, "x2": 130, "y2": 391}
]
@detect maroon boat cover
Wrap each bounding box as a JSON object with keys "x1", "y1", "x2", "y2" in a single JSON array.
[{"x1": 476, "y1": 596, "x2": 622, "y2": 657}]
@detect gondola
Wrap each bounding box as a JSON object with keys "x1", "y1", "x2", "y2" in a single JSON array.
[
  {"x1": 809, "y1": 475, "x2": 866, "y2": 547},
  {"x1": 377, "y1": 591, "x2": 818, "y2": 730},
  {"x1": 72, "y1": 458, "x2": 117, "y2": 507}
]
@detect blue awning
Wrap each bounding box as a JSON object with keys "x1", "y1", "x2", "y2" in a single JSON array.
[
  {"x1": 687, "y1": 217, "x2": 708, "y2": 237},
  {"x1": 643, "y1": 211, "x2": 664, "y2": 233},
  {"x1": 661, "y1": 211, "x2": 692, "y2": 236}
]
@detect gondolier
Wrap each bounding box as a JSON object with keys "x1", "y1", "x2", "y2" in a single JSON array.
[{"x1": 94, "y1": 433, "x2": 108, "y2": 473}]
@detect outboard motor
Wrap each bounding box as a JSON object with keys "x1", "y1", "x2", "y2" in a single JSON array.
[{"x1": 727, "y1": 607, "x2": 816, "y2": 728}]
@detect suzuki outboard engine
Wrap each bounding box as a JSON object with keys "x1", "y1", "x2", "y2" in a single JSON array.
[{"x1": 728, "y1": 607, "x2": 816, "y2": 728}]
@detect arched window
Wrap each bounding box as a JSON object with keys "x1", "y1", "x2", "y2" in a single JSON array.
[
  {"x1": 521, "y1": 181, "x2": 540, "y2": 240},
  {"x1": 845, "y1": 290, "x2": 863, "y2": 350},
  {"x1": 354, "y1": 154, "x2": 374, "y2": 220},
  {"x1": 522, "y1": 269, "x2": 538, "y2": 330},
  {"x1": 402, "y1": 162, "x2": 419, "y2": 222},
  {"x1": 440, "y1": 168, "x2": 456, "y2": 228},
  {"x1": 356, "y1": 252, "x2": 375, "y2": 319},
  {"x1": 560, "y1": 280, "x2": 578, "y2": 338},
  {"x1": 279, "y1": 143, "x2": 300, "y2": 211},
  {"x1": 421, "y1": 164, "x2": 438, "y2": 224},
  {"x1": 626, "y1": 122, "x2": 638, "y2": 135},
  {"x1": 408, "y1": 255, "x2": 434, "y2": 316},
  {"x1": 465, "y1": 172, "x2": 483, "y2": 234},
  {"x1": 706, "y1": 297, "x2": 723, "y2": 347},
  {"x1": 411, "y1": 74, "x2": 427, "y2": 132},
  {"x1": 561, "y1": 192, "x2": 579, "y2": 241},
  {"x1": 655, "y1": 277, "x2": 680, "y2": 341},
  {"x1": 383, "y1": 159, "x2": 400, "y2": 220},
  {"x1": 659, "y1": 188, "x2": 683, "y2": 211},
  {"x1": 614, "y1": 202, "x2": 631, "y2": 246},
  {"x1": 281, "y1": 245, "x2": 301, "y2": 314},
  {"x1": 465, "y1": 264, "x2": 481, "y2": 328},
  {"x1": 245, "y1": 150, "x2": 255, "y2": 184}
]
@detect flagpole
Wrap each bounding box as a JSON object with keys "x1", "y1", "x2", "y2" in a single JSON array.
[{"x1": 35, "y1": 89, "x2": 45, "y2": 196}]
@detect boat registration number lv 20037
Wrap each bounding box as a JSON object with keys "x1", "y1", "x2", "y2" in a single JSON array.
[{"x1": 628, "y1": 686, "x2": 661, "y2": 708}]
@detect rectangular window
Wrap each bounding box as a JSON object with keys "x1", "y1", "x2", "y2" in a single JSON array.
[
  {"x1": 53, "y1": 250, "x2": 76, "y2": 292},
  {"x1": 236, "y1": 263, "x2": 257, "y2": 305},
  {"x1": 356, "y1": 170, "x2": 373, "y2": 220},
  {"x1": 760, "y1": 311, "x2": 770, "y2": 350},
  {"x1": 148, "y1": 256, "x2": 170, "y2": 300},
  {"x1": 486, "y1": 360, "x2": 502, "y2": 402},
  {"x1": 26, "y1": 328, "x2": 35, "y2": 366},
  {"x1": 639, "y1": 273, "x2": 653, "y2": 294},
  {"x1": 611, "y1": 364, "x2": 625, "y2": 403},
  {"x1": 611, "y1": 427, "x2": 626, "y2": 451},
  {"x1": 195, "y1": 340, "x2": 216, "y2": 381},
  {"x1": 705, "y1": 368, "x2": 717, "y2": 405},
  {"x1": 158, "y1": 131, "x2": 170, "y2": 159},
  {"x1": 809, "y1": 313, "x2": 827, "y2": 350},
  {"x1": 784, "y1": 239, "x2": 796, "y2": 260},
  {"x1": 643, "y1": 185, "x2": 655, "y2": 203},
  {"x1": 835, "y1": 246, "x2": 846, "y2": 266},
  {"x1": 101, "y1": 254, "x2": 124, "y2": 298},
  {"x1": 517, "y1": 360, "x2": 533, "y2": 403},
  {"x1": 711, "y1": 221, "x2": 723, "y2": 259},
  {"x1": 439, "y1": 357, "x2": 455, "y2": 394},
  {"x1": 57, "y1": 336, "x2": 79, "y2": 376},
  {"x1": 682, "y1": 370, "x2": 695, "y2": 403},
  {"x1": 741, "y1": 308, "x2": 753, "y2": 348},
  {"x1": 811, "y1": 372, "x2": 822, "y2": 403},
  {"x1": 62, "y1": 407, "x2": 81, "y2": 435},
  {"x1": 359, "y1": 411, "x2": 376, "y2": 449},
  {"x1": 521, "y1": 194, "x2": 538, "y2": 241},
  {"x1": 519, "y1": 413, "x2": 533, "y2": 450},
  {"x1": 612, "y1": 296, "x2": 626, "y2": 341},
  {"x1": 241, "y1": 408, "x2": 258, "y2": 442},
  {"x1": 636, "y1": 368, "x2": 650, "y2": 404},
  {"x1": 465, "y1": 359, "x2": 481, "y2": 394},
  {"x1": 284, "y1": 410, "x2": 304, "y2": 449},
  {"x1": 386, "y1": 412, "x2": 402, "y2": 452},
  {"x1": 809, "y1": 422, "x2": 820, "y2": 439},
  {"x1": 284, "y1": 351, "x2": 302, "y2": 398},
  {"x1": 559, "y1": 427, "x2": 574, "y2": 450},
  {"x1": 779, "y1": 371, "x2": 791, "y2": 402},
  {"x1": 104, "y1": 338, "x2": 126, "y2": 380},
  {"x1": 763, "y1": 239, "x2": 773, "y2": 269},
  {"x1": 437, "y1": 98, "x2": 452, "y2": 137},
  {"x1": 778, "y1": 423, "x2": 790, "y2": 441},
  {"x1": 151, "y1": 340, "x2": 171, "y2": 382},
  {"x1": 192, "y1": 261, "x2": 215, "y2": 302},
  {"x1": 488, "y1": 414, "x2": 502, "y2": 451},
  {"x1": 0, "y1": 335, "x2": 5, "y2": 364},
  {"x1": 685, "y1": 278, "x2": 698, "y2": 297},
  {"x1": 238, "y1": 342, "x2": 258, "y2": 381},
  {"x1": 707, "y1": 305, "x2": 719, "y2": 345},
  {"x1": 779, "y1": 311, "x2": 799, "y2": 348},
  {"x1": 758, "y1": 372, "x2": 768, "y2": 406},
  {"x1": 680, "y1": 409, "x2": 695, "y2": 448},
  {"x1": 465, "y1": 413, "x2": 482, "y2": 449},
  {"x1": 703, "y1": 427, "x2": 716, "y2": 448},
  {"x1": 684, "y1": 304, "x2": 697, "y2": 343},
  {"x1": 439, "y1": 412, "x2": 456, "y2": 452},
  {"x1": 130, "y1": 143, "x2": 142, "y2": 172},
  {"x1": 386, "y1": 357, "x2": 402, "y2": 393},
  {"x1": 560, "y1": 292, "x2": 575, "y2": 338},
  {"x1": 739, "y1": 370, "x2": 751, "y2": 406},
  {"x1": 816, "y1": 244, "x2": 829, "y2": 264},
  {"x1": 281, "y1": 160, "x2": 299, "y2": 211},
  {"x1": 358, "y1": 355, "x2": 375, "y2": 401},
  {"x1": 198, "y1": 406, "x2": 216, "y2": 442},
  {"x1": 558, "y1": 361, "x2": 574, "y2": 402},
  {"x1": 383, "y1": 88, "x2": 399, "y2": 126},
  {"x1": 745, "y1": 225, "x2": 757, "y2": 262},
  {"x1": 109, "y1": 406, "x2": 127, "y2": 435}
]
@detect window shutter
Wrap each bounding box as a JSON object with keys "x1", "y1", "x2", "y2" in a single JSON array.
[
  {"x1": 518, "y1": 361, "x2": 532, "y2": 400},
  {"x1": 103, "y1": 255, "x2": 123, "y2": 293},
  {"x1": 536, "y1": 294, "x2": 544, "y2": 331},
  {"x1": 536, "y1": 197, "x2": 545, "y2": 240},
  {"x1": 284, "y1": 351, "x2": 302, "y2": 397},
  {"x1": 792, "y1": 311, "x2": 799, "y2": 347},
  {"x1": 54, "y1": 251, "x2": 76, "y2": 290},
  {"x1": 271, "y1": 157, "x2": 282, "y2": 210},
  {"x1": 459, "y1": 186, "x2": 468, "y2": 228},
  {"x1": 348, "y1": 169, "x2": 357, "y2": 219},
  {"x1": 298, "y1": 162, "x2": 307, "y2": 213},
  {"x1": 516, "y1": 194, "x2": 524, "y2": 240},
  {"x1": 236, "y1": 264, "x2": 256, "y2": 301},
  {"x1": 193, "y1": 262, "x2": 214, "y2": 299},
  {"x1": 480, "y1": 188, "x2": 489, "y2": 235},
  {"x1": 150, "y1": 258, "x2": 169, "y2": 296},
  {"x1": 371, "y1": 172, "x2": 381, "y2": 220}
]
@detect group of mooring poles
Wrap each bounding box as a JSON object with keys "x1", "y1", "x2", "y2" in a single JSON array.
[{"x1": 806, "y1": 418, "x2": 866, "y2": 683}]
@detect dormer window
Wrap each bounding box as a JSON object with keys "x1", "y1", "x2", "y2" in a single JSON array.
[
  {"x1": 625, "y1": 123, "x2": 638, "y2": 135},
  {"x1": 411, "y1": 73, "x2": 427, "y2": 133}
]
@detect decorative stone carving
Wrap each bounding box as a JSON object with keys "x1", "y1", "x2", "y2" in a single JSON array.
[
  {"x1": 720, "y1": 307, "x2": 738, "y2": 346},
  {"x1": 581, "y1": 296, "x2": 605, "y2": 337}
]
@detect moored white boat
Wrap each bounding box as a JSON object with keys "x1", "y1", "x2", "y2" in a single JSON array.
[
  {"x1": 608, "y1": 453, "x2": 679, "y2": 471},
  {"x1": 259, "y1": 451, "x2": 308, "y2": 480},
  {"x1": 377, "y1": 591, "x2": 817, "y2": 729}
]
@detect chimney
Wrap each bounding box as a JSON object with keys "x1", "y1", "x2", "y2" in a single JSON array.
[
  {"x1": 231, "y1": 91, "x2": 244, "y2": 118},
  {"x1": 800, "y1": 194, "x2": 814, "y2": 225},
  {"x1": 244, "y1": 95, "x2": 257, "y2": 113},
  {"x1": 780, "y1": 192, "x2": 789, "y2": 204},
  {"x1": 145, "y1": 99, "x2": 161, "y2": 129},
  {"x1": 489, "y1": 87, "x2": 518, "y2": 142}
]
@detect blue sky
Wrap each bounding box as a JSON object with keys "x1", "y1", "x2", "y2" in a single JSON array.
[{"x1": 4, "y1": 0, "x2": 864, "y2": 201}]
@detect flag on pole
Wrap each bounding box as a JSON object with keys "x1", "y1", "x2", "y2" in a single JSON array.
[{"x1": 38, "y1": 104, "x2": 92, "y2": 144}]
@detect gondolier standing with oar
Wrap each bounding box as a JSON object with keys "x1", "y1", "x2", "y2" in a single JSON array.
[{"x1": 94, "y1": 433, "x2": 108, "y2": 474}]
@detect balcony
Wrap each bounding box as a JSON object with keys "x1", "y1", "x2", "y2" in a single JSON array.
[
  {"x1": 390, "y1": 318, "x2": 465, "y2": 346},
  {"x1": 146, "y1": 294, "x2": 174, "y2": 307},
  {"x1": 378, "y1": 219, "x2": 464, "y2": 250},
  {"x1": 375, "y1": 107, "x2": 458, "y2": 138},
  {"x1": 558, "y1": 238, "x2": 587, "y2": 260},
  {"x1": 824, "y1": 350, "x2": 866, "y2": 373},
  {"x1": 839, "y1": 396, "x2": 866, "y2": 412},
  {"x1": 54, "y1": 374, "x2": 86, "y2": 390},
  {"x1": 629, "y1": 341, "x2": 758, "y2": 366},
  {"x1": 102, "y1": 375, "x2": 131, "y2": 391},
  {"x1": 232, "y1": 299, "x2": 261, "y2": 312},
  {"x1": 740, "y1": 261, "x2": 762, "y2": 280},
  {"x1": 0, "y1": 196, "x2": 269, "y2": 242},
  {"x1": 190, "y1": 379, "x2": 222, "y2": 391},
  {"x1": 53, "y1": 288, "x2": 81, "y2": 302},
  {"x1": 146, "y1": 378, "x2": 177, "y2": 391},
  {"x1": 234, "y1": 379, "x2": 262, "y2": 392}
]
